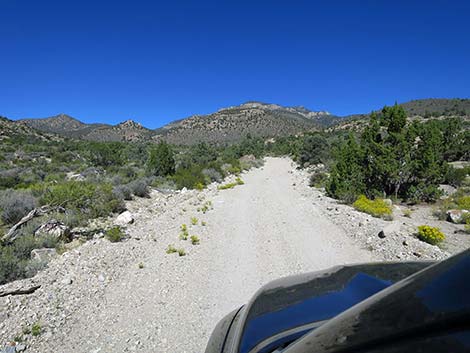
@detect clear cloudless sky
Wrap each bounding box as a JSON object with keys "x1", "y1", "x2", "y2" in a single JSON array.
[{"x1": 1, "y1": 0, "x2": 469, "y2": 128}]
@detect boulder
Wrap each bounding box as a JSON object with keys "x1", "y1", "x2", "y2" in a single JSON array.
[
  {"x1": 438, "y1": 184, "x2": 457, "y2": 197},
  {"x1": 34, "y1": 220, "x2": 71, "y2": 241},
  {"x1": 447, "y1": 209, "x2": 469, "y2": 224},
  {"x1": 31, "y1": 248, "x2": 58, "y2": 262},
  {"x1": 115, "y1": 211, "x2": 134, "y2": 226}
]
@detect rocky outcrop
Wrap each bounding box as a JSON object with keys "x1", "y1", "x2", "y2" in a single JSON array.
[
  {"x1": 447, "y1": 209, "x2": 469, "y2": 224},
  {"x1": 34, "y1": 220, "x2": 71, "y2": 241}
]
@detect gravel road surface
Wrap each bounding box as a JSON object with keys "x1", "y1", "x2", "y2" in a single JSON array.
[{"x1": 1, "y1": 158, "x2": 376, "y2": 353}]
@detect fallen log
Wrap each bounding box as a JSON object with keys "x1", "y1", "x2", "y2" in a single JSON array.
[
  {"x1": 0, "y1": 284, "x2": 41, "y2": 297},
  {"x1": 1, "y1": 205, "x2": 64, "y2": 243}
]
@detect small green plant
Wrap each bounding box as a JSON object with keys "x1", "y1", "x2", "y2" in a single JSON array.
[
  {"x1": 31, "y1": 322, "x2": 42, "y2": 336},
  {"x1": 166, "y1": 245, "x2": 177, "y2": 254},
  {"x1": 13, "y1": 334, "x2": 24, "y2": 342},
  {"x1": 138, "y1": 262, "x2": 144, "y2": 269},
  {"x1": 105, "y1": 226, "x2": 125, "y2": 243},
  {"x1": 463, "y1": 213, "x2": 470, "y2": 234},
  {"x1": 179, "y1": 224, "x2": 189, "y2": 240},
  {"x1": 200, "y1": 200, "x2": 212, "y2": 213},
  {"x1": 201, "y1": 221, "x2": 207, "y2": 226},
  {"x1": 417, "y1": 225, "x2": 445, "y2": 245},
  {"x1": 190, "y1": 235, "x2": 200, "y2": 245},
  {"x1": 195, "y1": 182, "x2": 204, "y2": 191},
  {"x1": 353, "y1": 195, "x2": 393, "y2": 219},
  {"x1": 402, "y1": 209, "x2": 412, "y2": 218},
  {"x1": 191, "y1": 217, "x2": 198, "y2": 225},
  {"x1": 218, "y1": 178, "x2": 245, "y2": 190},
  {"x1": 177, "y1": 248, "x2": 186, "y2": 256}
]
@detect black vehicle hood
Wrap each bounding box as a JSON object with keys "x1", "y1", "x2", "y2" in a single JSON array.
[{"x1": 228, "y1": 261, "x2": 432, "y2": 353}]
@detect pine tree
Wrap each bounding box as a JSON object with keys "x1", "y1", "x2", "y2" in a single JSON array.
[{"x1": 146, "y1": 141, "x2": 175, "y2": 177}]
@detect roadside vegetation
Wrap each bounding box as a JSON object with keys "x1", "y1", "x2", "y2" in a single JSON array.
[{"x1": 1, "y1": 105, "x2": 469, "y2": 284}]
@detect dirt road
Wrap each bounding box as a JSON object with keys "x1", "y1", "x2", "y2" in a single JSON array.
[{"x1": 9, "y1": 158, "x2": 374, "y2": 353}]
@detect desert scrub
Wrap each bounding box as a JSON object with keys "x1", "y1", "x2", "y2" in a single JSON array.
[
  {"x1": 190, "y1": 235, "x2": 200, "y2": 245},
  {"x1": 166, "y1": 244, "x2": 177, "y2": 254},
  {"x1": 456, "y1": 195, "x2": 470, "y2": 210},
  {"x1": 402, "y1": 209, "x2": 412, "y2": 218},
  {"x1": 31, "y1": 322, "x2": 42, "y2": 336},
  {"x1": 0, "y1": 189, "x2": 38, "y2": 224},
  {"x1": 179, "y1": 223, "x2": 189, "y2": 240},
  {"x1": 417, "y1": 225, "x2": 445, "y2": 245},
  {"x1": 177, "y1": 248, "x2": 186, "y2": 256},
  {"x1": 353, "y1": 195, "x2": 393, "y2": 219},
  {"x1": 105, "y1": 226, "x2": 125, "y2": 242},
  {"x1": 199, "y1": 200, "x2": 213, "y2": 213},
  {"x1": 190, "y1": 217, "x2": 198, "y2": 225}
]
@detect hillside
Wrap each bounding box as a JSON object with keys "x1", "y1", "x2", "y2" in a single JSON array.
[
  {"x1": 330, "y1": 98, "x2": 470, "y2": 132},
  {"x1": 0, "y1": 116, "x2": 60, "y2": 142},
  {"x1": 19, "y1": 114, "x2": 154, "y2": 142},
  {"x1": 155, "y1": 102, "x2": 338, "y2": 144}
]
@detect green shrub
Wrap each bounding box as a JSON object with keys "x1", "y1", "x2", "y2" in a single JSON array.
[
  {"x1": 172, "y1": 166, "x2": 206, "y2": 190},
  {"x1": 190, "y1": 235, "x2": 200, "y2": 245},
  {"x1": 402, "y1": 209, "x2": 412, "y2": 218},
  {"x1": 190, "y1": 217, "x2": 198, "y2": 226},
  {"x1": 235, "y1": 177, "x2": 244, "y2": 185},
  {"x1": 417, "y1": 225, "x2": 445, "y2": 245},
  {"x1": 41, "y1": 181, "x2": 124, "y2": 218},
  {"x1": 179, "y1": 224, "x2": 189, "y2": 240},
  {"x1": 166, "y1": 244, "x2": 177, "y2": 254},
  {"x1": 113, "y1": 184, "x2": 133, "y2": 201},
  {"x1": 456, "y1": 196, "x2": 470, "y2": 210},
  {"x1": 31, "y1": 322, "x2": 42, "y2": 336},
  {"x1": 146, "y1": 142, "x2": 175, "y2": 177},
  {"x1": 128, "y1": 179, "x2": 150, "y2": 198},
  {"x1": 195, "y1": 182, "x2": 204, "y2": 191},
  {"x1": 177, "y1": 248, "x2": 186, "y2": 256},
  {"x1": 0, "y1": 189, "x2": 37, "y2": 224},
  {"x1": 353, "y1": 195, "x2": 393, "y2": 219},
  {"x1": 105, "y1": 226, "x2": 125, "y2": 242},
  {"x1": 309, "y1": 172, "x2": 328, "y2": 188}
]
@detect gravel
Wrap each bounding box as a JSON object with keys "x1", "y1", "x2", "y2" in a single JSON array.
[{"x1": 0, "y1": 157, "x2": 460, "y2": 353}]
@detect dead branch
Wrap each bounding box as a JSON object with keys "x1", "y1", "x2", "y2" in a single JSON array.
[
  {"x1": 1, "y1": 205, "x2": 64, "y2": 243},
  {"x1": 0, "y1": 284, "x2": 41, "y2": 297}
]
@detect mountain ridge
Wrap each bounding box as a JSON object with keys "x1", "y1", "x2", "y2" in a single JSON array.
[{"x1": 11, "y1": 98, "x2": 470, "y2": 144}]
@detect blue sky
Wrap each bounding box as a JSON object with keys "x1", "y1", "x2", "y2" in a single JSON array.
[{"x1": 1, "y1": 0, "x2": 469, "y2": 128}]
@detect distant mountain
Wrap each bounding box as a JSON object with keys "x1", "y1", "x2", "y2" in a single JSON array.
[
  {"x1": 18, "y1": 102, "x2": 338, "y2": 144},
  {"x1": 12, "y1": 98, "x2": 469, "y2": 144},
  {"x1": 154, "y1": 101, "x2": 339, "y2": 144},
  {"x1": 19, "y1": 114, "x2": 153, "y2": 142},
  {"x1": 0, "y1": 116, "x2": 60, "y2": 142}
]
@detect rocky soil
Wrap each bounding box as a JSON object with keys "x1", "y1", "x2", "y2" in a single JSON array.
[{"x1": 0, "y1": 157, "x2": 466, "y2": 353}]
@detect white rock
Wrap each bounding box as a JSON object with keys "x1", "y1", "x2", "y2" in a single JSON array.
[
  {"x1": 115, "y1": 211, "x2": 134, "y2": 226},
  {"x1": 31, "y1": 248, "x2": 58, "y2": 262}
]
